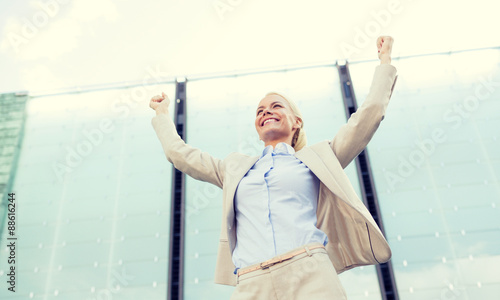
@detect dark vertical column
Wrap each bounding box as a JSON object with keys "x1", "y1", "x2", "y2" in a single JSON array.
[
  {"x1": 168, "y1": 78, "x2": 187, "y2": 300},
  {"x1": 337, "y1": 63, "x2": 399, "y2": 300}
]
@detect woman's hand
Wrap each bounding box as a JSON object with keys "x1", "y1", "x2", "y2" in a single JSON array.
[
  {"x1": 149, "y1": 92, "x2": 170, "y2": 115},
  {"x1": 377, "y1": 36, "x2": 393, "y2": 64}
]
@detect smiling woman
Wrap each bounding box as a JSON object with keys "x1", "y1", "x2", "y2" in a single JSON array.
[
  {"x1": 254, "y1": 92, "x2": 305, "y2": 151},
  {"x1": 150, "y1": 36, "x2": 398, "y2": 300}
]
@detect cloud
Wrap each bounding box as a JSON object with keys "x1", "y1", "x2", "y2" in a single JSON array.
[
  {"x1": 70, "y1": 0, "x2": 118, "y2": 23},
  {"x1": 0, "y1": 0, "x2": 118, "y2": 60},
  {"x1": 20, "y1": 64, "x2": 68, "y2": 92}
]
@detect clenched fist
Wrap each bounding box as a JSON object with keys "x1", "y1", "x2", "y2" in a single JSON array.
[
  {"x1": 149, "y1": 92, "x2": 170, "y2": 115},
  {"x1": 377, "y1": 36, "x2": 393, "y2": 64}
]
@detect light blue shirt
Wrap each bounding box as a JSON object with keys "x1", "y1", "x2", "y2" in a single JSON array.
[{"x1": 232, "y1": 142, "x2": 328, "y2": 271}]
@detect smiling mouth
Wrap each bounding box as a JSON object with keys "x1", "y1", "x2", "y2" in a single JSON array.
[{"x1": 262, "y1": 118, "x2": 279, "y2": 126}]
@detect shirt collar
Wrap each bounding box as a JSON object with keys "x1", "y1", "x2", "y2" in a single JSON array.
[{"x1": 261, "y1": 142, "x2": 295, "y2": 157}]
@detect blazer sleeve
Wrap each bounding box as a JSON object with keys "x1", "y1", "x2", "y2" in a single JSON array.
[
  {"x1": 331, "y1": 63, "x2": 398, "y2": 169},
  {"x1": 151, "y1": 113, "x2": 224, "y2": 188}
]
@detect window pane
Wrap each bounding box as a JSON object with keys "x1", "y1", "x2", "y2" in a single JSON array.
[{"x1": 0, "y1": 84, "x2": 174, "y2": 299}]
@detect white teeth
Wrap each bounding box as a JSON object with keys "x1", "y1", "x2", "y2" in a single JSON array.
[{"x1": 263, "y1": 119, "x2": 277, "y2": 126}]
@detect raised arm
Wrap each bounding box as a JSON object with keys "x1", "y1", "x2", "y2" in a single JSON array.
[
  {"x1": 150, "y1": 93, "x2": 224, "y2": 188},
  {"x1": 331, "y1": 36, "x2": 398, "y2": 168}
]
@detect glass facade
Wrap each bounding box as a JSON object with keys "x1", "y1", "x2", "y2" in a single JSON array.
[
  {"x1": 1, "y1": 48, "x2": 499, "y2": 300},
  {"x1": 0, "y1": 84, "x2": 175, "y2": 299},
  {"x1": 349, "y1": 49, "x2": 500, "y2": 299}
]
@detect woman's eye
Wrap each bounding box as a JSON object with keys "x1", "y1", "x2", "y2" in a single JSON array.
[
  {"x1": 257, "y1": 110, "x2": 262, "y2": 115},
  {"x1": 273, "y1": 104, "x2": 282, "y2": 108}
]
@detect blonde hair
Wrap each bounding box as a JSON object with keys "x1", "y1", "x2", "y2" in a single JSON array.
[{"x1": 264, "y1": 92, "x2": 307, "y2": 151}]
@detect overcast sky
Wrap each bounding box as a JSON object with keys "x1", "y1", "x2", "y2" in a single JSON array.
[{"x1": 0, "y1": 0, "x2": 498, "y2": 95}]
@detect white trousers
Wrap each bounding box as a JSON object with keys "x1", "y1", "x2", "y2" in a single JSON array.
[{"x1": 230, "y1": 243, "x2": 348, "y2": 300}]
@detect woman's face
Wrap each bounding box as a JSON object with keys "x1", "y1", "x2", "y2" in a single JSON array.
[{"x1": 254, "y1": 94, "x2": 301, "y2": 145}]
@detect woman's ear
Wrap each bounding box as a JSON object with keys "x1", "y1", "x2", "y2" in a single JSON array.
[{"x1": 293, "y1": 117, "x2": 302, "y2": 129}]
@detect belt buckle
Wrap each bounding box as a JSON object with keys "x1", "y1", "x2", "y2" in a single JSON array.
[
  {"x1": 260, "y1": 261, "x2": 274, "y2": 269},
  {"x1": 260, "y1": 257, "x2": 282, "y2": 269}
]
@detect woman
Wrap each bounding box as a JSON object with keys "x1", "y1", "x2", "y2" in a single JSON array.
[{"x1": 150, "y1": 36, "x2": 398, "y2": 299}]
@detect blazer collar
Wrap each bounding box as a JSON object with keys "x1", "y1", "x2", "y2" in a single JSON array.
[{"x1": 294, "y1": 143, "x2": 350, "y2": 204}]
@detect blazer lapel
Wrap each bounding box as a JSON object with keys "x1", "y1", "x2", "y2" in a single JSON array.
[{"x1": 294, "y1": 143, "x2": 350, "y2": 204}]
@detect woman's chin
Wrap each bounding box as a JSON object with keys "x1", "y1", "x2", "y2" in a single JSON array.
[{"x1": 260, "y1": 130, "x2": 290, "y2": 143}]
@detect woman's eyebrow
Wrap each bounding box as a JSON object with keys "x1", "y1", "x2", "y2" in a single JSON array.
[{"x1": 256, "y1": 101, "x2": 282, "y2": 112}]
